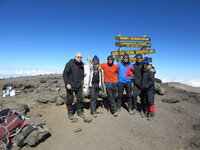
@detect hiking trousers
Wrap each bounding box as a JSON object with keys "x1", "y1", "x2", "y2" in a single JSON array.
[
  {"x1": 66, "y1": 88, "x2": 83, "y2": 115},
  {"x1": 90, "y1": 83, "x2": 99, "y2": 114},
  {"x1": 117, "y1": 82, "x2": 133, "y2": 110},
  {"x1": 132, "y1": 85, "x2": 141, "y2": 110},
  {"x1": 141, "y1": 89, "x2": 155, "y2": 112},
  {"x1": 105, "y1": 84, "x2": 117, "y2": 114}
]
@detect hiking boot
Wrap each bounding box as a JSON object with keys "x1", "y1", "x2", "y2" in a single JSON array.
[
  {"x1": 147, "y1": 115, "x2": 153, "y2": 121},
  {"x1": 113, "y1": 112, "x2": 118, "y2": 117},
  {"x1": 68, "y1": 113, "x2": 74, "y2": 120},
  {"x1": 132, "y1": 109, "x2": 137, "y2": 114},
  {"x1": 78, "y1": 112, "x2": 85, "y2": 119},
  {"x1": 84, "y1": 117, "x2": 93, "y2": 123},
  {"x1": 118, "y1": 108, "x2": 121, "y2": 112},
  {"x1": 140, "y1": 111, "x2": 147, "y2": 118},
  {"x1": 92, "y1": 112, "x2": 97, "y2": 118},
  {"x1": 150, "y1": 112, "x2": 155, "y2": 118},
  {"x1": 128, "y1": 108, "x2": 134, "y2": 115},
  {"x1": 147, "y1": 112, "x2": 154, "y2": 121},
  {"x1": 68, "y1": 114, "x2": 78, "y2": 122}
]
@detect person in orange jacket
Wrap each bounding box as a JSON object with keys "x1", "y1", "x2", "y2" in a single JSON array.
[{"x1": 99, "y1": 55, "x2": 119, "y2": 117}]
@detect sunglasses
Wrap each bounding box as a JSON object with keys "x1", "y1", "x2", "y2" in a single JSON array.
[
  {"x1": 76, "y1": 56, "x2": 82, "y2": 58},
  {"x1": 136, "y1": 57, "x2": 142, "y2": 59}
]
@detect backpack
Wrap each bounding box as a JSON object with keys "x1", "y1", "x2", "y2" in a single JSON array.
[{"x1": 0, "y1": 108, "x2": 25, "y2": 149}]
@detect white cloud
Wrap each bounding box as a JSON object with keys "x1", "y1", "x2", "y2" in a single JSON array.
[
  {"x1": 0, "y1": 69, "x2": 60, "y2": 78},
  {"x1": 1, "y1": 69, "x2": 200, "y2": 87},
  {"x1": 156, "y1": 75, "x2": 200, "y2": 87}
]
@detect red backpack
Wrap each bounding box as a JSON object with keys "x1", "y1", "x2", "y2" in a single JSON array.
[{"x1": 0, "y1": 109, "x2": 25, "y2": 149}]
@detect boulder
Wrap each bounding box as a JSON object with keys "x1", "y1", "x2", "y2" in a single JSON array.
[
  {"x1": 23, "y1": 126, "x2": 51, "y2": 147},
  {"x1": 55, "y1": 98, "x2": 64, "y2": 106},
  {"x1": 155, "y1": 82, "x2": 165, "y2": 95}
]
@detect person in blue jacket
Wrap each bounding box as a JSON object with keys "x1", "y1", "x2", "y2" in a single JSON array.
[{"x1": 117, "y1": 54, "x2": 134, "y2": 115}]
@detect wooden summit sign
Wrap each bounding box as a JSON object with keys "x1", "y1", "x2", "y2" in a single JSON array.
[
  {"x1": 111, "y1": 49, "x2": 155, "y2": 56},
  {"x1": 115, "y1": 36, "x2": 151, "y2": 41},
  {"x1": 118, "y1": 57, "x2": 152, "y2": 63},
  {"x1": 113, "y1": 35, "x2": 155, "y2": 62},
  {"x1": 115, "y1": 42, "x2": 151, "y2": 47}
]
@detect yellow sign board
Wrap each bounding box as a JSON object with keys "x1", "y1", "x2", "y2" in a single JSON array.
[
  {"x1": 115, "y1": 42, "x2": 151, "y2": 47},
  {"x1": 111, "y1": 49, "x2": 155, "y2": 56},
  {"x1": 118, "y1": 57, "x2": 152, "y2": 63},
  {"x1": 115, "y1": 36, "x2": 151, "y2": 41}
]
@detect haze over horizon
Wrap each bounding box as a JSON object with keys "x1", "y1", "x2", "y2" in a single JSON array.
[{"x1": 0, "y1": 0, "x2": 200, "y2": 87}]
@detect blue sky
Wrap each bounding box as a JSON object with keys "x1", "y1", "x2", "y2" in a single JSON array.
[{"x1": 0, "y1": 0, "x2": 200, "y2": 86}]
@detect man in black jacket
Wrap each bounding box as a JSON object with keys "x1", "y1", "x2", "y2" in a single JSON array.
[
  {"x1": 63, "y1": 52, "x2": 85, "y2": 120},
  {"x1": 133, "y1": 54, "x2": 143, "y2": 114}
]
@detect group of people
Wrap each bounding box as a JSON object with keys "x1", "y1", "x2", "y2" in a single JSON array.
[{"x1": 63, "y1": 52, "x2": 155, "y2": 121}]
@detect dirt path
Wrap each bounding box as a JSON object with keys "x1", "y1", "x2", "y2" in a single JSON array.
[
  {"x1": 21, "y1": 97, "x2": 200, "y2": 150},
  {"x1": 1, "y1": 76, "x2": 200, "y2": 150}
]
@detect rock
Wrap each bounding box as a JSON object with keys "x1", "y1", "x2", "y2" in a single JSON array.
[
  {"x1": 40, "y1": 79, "x2": 46, "y2": 83},
  {"x1": 50, "y1": 87, "x2": 60, "y2": 92},
  {"x1": 0, "y1": 101, "x2": 29, "y2": 115},
  {"x1": 55, "y1": 99, "x2": 64, "y2": 106},
  {"x1": 74, "y1": 127, "x2": 82, "y2": 132},
  {"x1": 83, "y1": 117, "x2": 93, "y2": 123},
  {"x1": 37, "y1": 99, "x2": 48, "y2": 104},
  {"x1": 193, "y1": 124, "x2": 200, "y2": 131},
  {"x1": 162, "y1": 98, "x2": 180, "y2": 104},
  {"x1": 23, "y1": 126, "x2": 51, "y2": 147},
  {"x1": 155, "y1": 78, "x2": 162, "y2": 83},
  {"x1": 48, "y1": 98, "x2": 57, "y2": 103},
  {"x1": 189, "y1": 135, "x2": 200, "y2": 149},
  {"x1": 167, "y1": 82, "x2": 200, "y2": 94},
  {"x1": 14, "y1": 103, "x2": 30, "y2": 116},
  {"x1": 52, "y1": 80, "x2": 58, "y2": 83},
  {"x1": 155, "y1": 82, "x2": 165, "y2": 95}
]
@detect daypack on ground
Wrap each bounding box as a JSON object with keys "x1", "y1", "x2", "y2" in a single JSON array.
[{"x1": 0, "y1": 108, "x2": 25, "y2": 149}]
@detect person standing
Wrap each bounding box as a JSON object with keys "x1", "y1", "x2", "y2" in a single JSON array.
[
  {"x1": 100, "y1": 55, "x2": 119, "y2": 117},
  {"x1": 133, "y1": 54, "x2": 156, "y2": 117},
  {"x1": 141, "y1": 57, "x2": 155, "y2": 121},
  {"x1": 88, "y1": 55, "x2": 105, "y2": 118},
  {"x1": 117, "y1": 54, "x2": 134, "y2": 115},
  {"x1": 63, "y1": 52, "x2": 85, "y2": 120},
  {"x1": 133, "y1": 54, "x2": 143, "y2": 115}
]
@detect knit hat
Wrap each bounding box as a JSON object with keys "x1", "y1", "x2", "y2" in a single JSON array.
[
  {"x1": 107, "y1": 55, "x2": 114, "y2": 60},
  {"x1": 92, "y1": 55, "x2": 99, "y2": 62},
  {"x1": 142, "y1": 57, "x2": 149, "y2": 64},
  {"x1": 122, "y1": 53, "x2": 130, "y2": 64},
  {"x1": 135, "y1": 54, "x2": 143, "y2": 58},
  {"x1": 123, "y1": 53, "x2": 129, "y2": 59}
]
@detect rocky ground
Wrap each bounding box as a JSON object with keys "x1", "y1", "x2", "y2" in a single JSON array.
[{"x1": 0, "y1": 74, "x2": 200, "y2": 150}]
